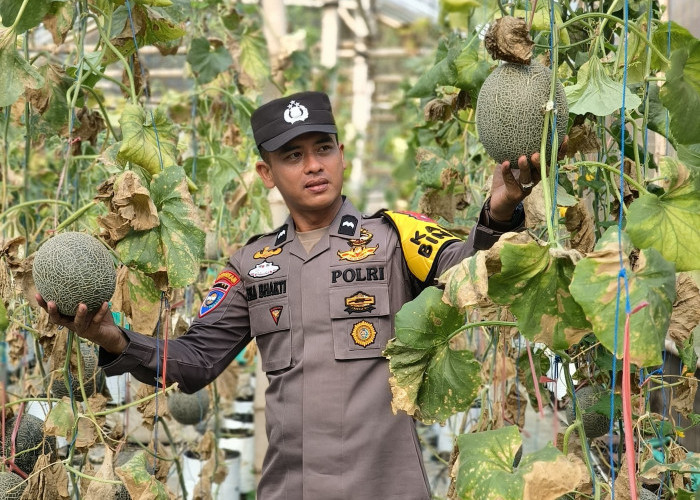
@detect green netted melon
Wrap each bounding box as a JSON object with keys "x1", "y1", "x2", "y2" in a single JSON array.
[
  {"x1": 2, "y1": 413, "x2": 56, "y2": 475},
  {"x1": 32, "y1": 232, "x2": 116, "y2": 316},
  {"x1": 50, "y1": 342, "x2": 102, "y2": 402},
  {"x1": 566, "y1": 385, "x2": 611, "y2": 439},
  {"x1": 476, "y1": 61, "x2": 568, "y2": 168},
  {"x1": 115, "y1": 484, "x2": 131, "y2": 500},
  {"x1": 0, "y1": 471, "x2": 26, "y2": 500},
  {"x1": 167, "y1": 389, "x2": 210, "y2": 425}
]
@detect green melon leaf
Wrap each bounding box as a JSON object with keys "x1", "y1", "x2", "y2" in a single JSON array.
[
  {"x1": 117, "y1": 166, "x2": 204, "y2": 289},
  {"x1": 118, "y1": 104, "x2": 178, "y2": 176},
  {"x1": 0, "y1": 29, "x2": 44, "y2": 107},
  {"x1": 640, "y1": 453, "x2": 700, "y2": 477},
  {"x1": 115, "y1": 451, "x2": 172, "y2": 499},
  {"x1": 142, "y1": 11, "x2": 186, "y2": 47},
  {"x1": 0, "y1": 0, "x2": 52, "y2": 32},
  {"x1": 407, "y1": 34, "x2": 462, "y2": 98},
  {"x1": 627, "y1": 157, "x2": 700, "y2": 271},
  {"x1": 0, "y1": 300, "x2": 8, "y2": 333},
  {"x1": 416, "y1": 148, "x2": 449, "y2": 189},
  {"x1": 569, "y1": 228, "x2": 676, "y2": 367},
  {"x1": 453, "y1": 33, "x2": 491, "y2": 101},
  {"x1": 187, "y1": 36, "x2": 232, "y2": 84},
  {"x1": 659, "y1": 40, "x2": 700, "y2": 146},
  {"x1": 441, "y1": 0, "x2": 481, "y2": 12},
  {"x1": 44, "y1": 400, "x2": 75, "y2": 438},
  {"x1": 651, "y1": 21, "x2": 696, "y2": 71},
  {"x1": 384, "y1": 286, "x2": 481, "y2": 424},
  {"x1": 488, "y1": 240, "x2": 591, "y2": 350},
  {"x1": 239, "y1": 28, "x2": 270, "y2": 88},
  {"x1": 565, "y1": 55, "x2": 642, "y2": 116},
  {"x1": 455, "y1": 426, "x2": 584, "y2": 500}
]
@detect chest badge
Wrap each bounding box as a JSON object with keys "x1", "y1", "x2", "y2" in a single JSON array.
[
  {"x1": 344, "y1": 292, "x2": 376, "y2": 314},
  {"x1": 254, "y1": 246, "x2": 282, "y2": 259},
  {"x1": 337, "y1": 228, "x2": 378, "y2": 262},
  {"x1": 351, "y1": 320, "x2": 377, "y2": 347},
  {"x1": 248, "y1": 260, "x2": 280, "y2": 278}
]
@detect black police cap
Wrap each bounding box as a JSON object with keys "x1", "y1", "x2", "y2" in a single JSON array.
[{"x1": 251, "y1": 91, "x2": 338, "y2": 152}]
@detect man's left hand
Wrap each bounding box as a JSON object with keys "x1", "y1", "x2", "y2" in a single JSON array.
[{"x1": 488, "y1": 136, "x2": 568, "y2": 222}]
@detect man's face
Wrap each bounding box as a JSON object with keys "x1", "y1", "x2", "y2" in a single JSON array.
[{"x1": 256, "y1": 132, "x2": 346, "y2": 221}]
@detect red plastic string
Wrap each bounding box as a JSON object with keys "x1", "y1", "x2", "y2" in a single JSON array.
[{"x1": 622, "y1": 301, "x2": 648, "y2": 500}]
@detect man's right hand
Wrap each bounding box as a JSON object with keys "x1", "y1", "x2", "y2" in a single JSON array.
[{"x1": 36, "y1": 295, "x2": 128, "y2": 355}]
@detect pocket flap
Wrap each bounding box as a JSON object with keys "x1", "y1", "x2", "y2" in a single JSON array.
[{"x1": 248, "y1": 301, "x2": 289, "y2": 336}]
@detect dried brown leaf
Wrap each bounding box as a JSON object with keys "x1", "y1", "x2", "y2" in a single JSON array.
[
  {"x1": 20, "y1": 454, "x2": 70, "y2": 500},
  {"x1": 671, "y1": 375, "x2": 698, "y2": 416},
  {"x1": 113, "y1": 172, "x2": 159, "y2": 232},
  {"x1": 567, "y1": 123, "x2": 601, "y2": 156},
  {"x1": 669, "y1": 273, "x2": 700, "y2": 347},
  {"x1": 565, "y1": 201, "x2": 596, "y2": 254},
  {"x1": 484, "y1": 16, "x2": 534, "y2": 64},
  {"x1": 522, "y1": 452, "x2": 587, "y2": 500},
  {"x1": 110, "y1": 266, "x2": 162, "y2": 336},
  {"x1": 84, "y1": 446, "x2": 119, "y2": 498},
  {"x1": 504, "y1": 384, "x2": 526, "y2": 428},
  {"x1": 134, "y1": 383, "x2": 169, "y2": 430},
  {"x1": 523, "y1": 183, "x2": 547, "y2": 229}
]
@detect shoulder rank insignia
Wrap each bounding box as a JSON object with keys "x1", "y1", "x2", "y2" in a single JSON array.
[
  {"x1": 351, "y1": 320, "x2": 377, "y2": 347},
  {"x1": 199, "y1": 270, "x2": 240, "y2": 318},
  {"x1": 337, "y1": 228, "x2": 378, "y2": 262},
  {"x1": 382, "y1": 210, "x2": 461, "y2": 283}
]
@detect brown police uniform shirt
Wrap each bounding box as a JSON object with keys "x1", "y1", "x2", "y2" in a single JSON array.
[{"x1": 100, "y1": 198, "x2": 523, "y2": 500}]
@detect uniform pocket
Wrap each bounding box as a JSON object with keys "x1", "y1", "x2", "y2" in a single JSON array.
[
  {"x1": 328, "y1": 285, "x2": 393, "y2": 360},
  {"x1": 249, "y1": 301, "x2": 291, "y2": 372}
]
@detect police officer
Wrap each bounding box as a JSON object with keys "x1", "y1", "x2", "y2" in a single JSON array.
[{"x1": 38, "y1": 91, "x2": 559, "y2": 499}]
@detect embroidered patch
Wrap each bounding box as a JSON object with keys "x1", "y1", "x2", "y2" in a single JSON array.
[
  {"x1": 338, "y1": 215, "x2": 358, "y2": 236},
  {"x1": 284, "y1": 100, "x2": 309, "y2": 124},
  {"x1": 344, "y1": 291, "x2": 376, "y2": 314},
  {"x1": 338, "y1": 228, "x2": 379, "y2": 262},
  {"x1": 351, "y1": 320, "x2": 377, "y2": 347},
  {"x1": 199, "y1": 271, "x2": 240, "y2": 318},
  {"x1": 254, "y1": 246, "x2": 282, "y2": 259},
  {"x1": 248, "y1": 261, "x2": 280, "y2": 278},
  {"x1": 270, "y1": 306, "x2": 283, "y2": 325}
]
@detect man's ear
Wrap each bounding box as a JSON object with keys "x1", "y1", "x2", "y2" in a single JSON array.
[{"x1": 255, "y1": 160, "x2": 276, "y2": 189}]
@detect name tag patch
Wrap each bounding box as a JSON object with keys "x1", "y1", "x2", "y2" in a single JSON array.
[{"x1": 199, "y1": 271, "x2": 240, "y2": 317}]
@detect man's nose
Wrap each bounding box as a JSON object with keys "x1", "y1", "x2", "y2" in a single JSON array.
[{"x1": 303, "y1": 151, "x2": 323, "y2": 173}]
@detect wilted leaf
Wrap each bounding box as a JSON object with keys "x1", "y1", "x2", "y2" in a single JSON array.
[
  {"x1": 44, "y1": 400, "x2": 75, "y2": 438},
  {"x1": 489, "y1": 238, "x2": 591, "y2": 350},
  {"x1": 20, "y1": 454, "x2": 69, "y2": 500},
  {"x1": 567, "y1": 123, "x2": 601, "y2": 156},
  {"x1": 187, "y1": 37, "x2": 233, "y2": 84},
  {"x1": 640, "y1": 453, "x2": 700, "y2": 477},
  {"x1": 569, "y1": 228, "x2": 676, "y2": 367},
  {"x1": 455, "y1": 426, "x2": 586, "y2": 500},
  {"x1": 440, "y1": 251, "x2": 493, "y2": 312},
  {"x1": 84, "y1": 446, "x2": 119, "y2": 498},
  {"x1": 116, "y1": 165, "x2": 205, "y2": 289},
  {"x1": 627, "y1": 157, "x2": 700, "y2": 272},
  {"x1": 238, "y1": 29, "x2": 269, "y2": 89},
  {"x1": 659, "y1": 40, "x2": 700, "y2": 145},
  {"x1": 25, "y1": 64, "x2": 72, "y2": 128},
  {"x1": 118, "y1": 104, "x2": 178, "y2": 176},
  {"x1": 566, "y1": 55, "x2": 642, "y2": 116},
  {"x1": 669, "y1": 273, "x2": 700, "y2": 349},
  {"x1": 0, "y1": 29, "x2": 44, "y2": 107},
  {"x1": 112, "y1": 171, "x2": 160, "y2": 231},
  {"x1": 42, "y1": 1, "x2": 75, "y2": 45},
  {"x1": 565, "y1": 201, "x2": 596, "y2": 254},
  {"x1": 111, "y1": 266, "x2": 161, "y2": 336},
  {"x1": 384, "y1": 287, "x2": 481, "y2": 424},
  {"x1": 483, "y1": 16, "x2": 533, "y2": 65},
  {"x1": 115, "y1": 451, "x2": 174, "y2": 500},
  {"x1": 671, "y1": 376, "x2": 698, "y2": 416},
  {"x1": 133, "y1": 383, "x2": 169, "y2": 430}
]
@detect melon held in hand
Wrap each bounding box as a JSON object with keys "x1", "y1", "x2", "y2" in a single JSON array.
[{"x1": 32, "y1": 232, "x2": 116, "y2": 316}]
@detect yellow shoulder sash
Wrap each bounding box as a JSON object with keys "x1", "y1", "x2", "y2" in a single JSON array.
[{"x1": 382, "y1": 211, "x2": 461, "y2": 283}]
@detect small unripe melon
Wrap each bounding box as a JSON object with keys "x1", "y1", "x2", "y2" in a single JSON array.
[
  {"x1": 566, "y1": 385, "x2": 611, "y2": 439},
  {"x1": 167, "y1": 389, "x2": 210, "y2": 425},
  {"x1": 476, "y1": 61, "x2": 568, "y2": 168},
  {"x1": 50, "y1": 342, "x2": 102, "y2": 402},
  {"x1": 32, "y1": 232, "x2": 116, "y2": 316},
  {"x1": 2, "y1": 413, "x2": 56, "y2": 475},
  {"x1": 0, "y1": 471, "x2": 26, "y2": 500},
  {"x1": 115, "y1": 484, "x2": 131, "y2": 500}
]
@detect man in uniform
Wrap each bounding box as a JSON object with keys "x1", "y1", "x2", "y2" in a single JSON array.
[{"x1": 39, "y1": 91, "x2": 559, "y2": 499}]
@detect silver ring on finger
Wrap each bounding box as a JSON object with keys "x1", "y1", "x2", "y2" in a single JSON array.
[{"x1": 520, "y1": 181, "x2": 535, "y2": 191}]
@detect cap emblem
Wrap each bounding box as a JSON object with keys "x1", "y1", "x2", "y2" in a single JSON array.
[{"x1": 284, "y1": 100, "x2": 309, "y2": 124}]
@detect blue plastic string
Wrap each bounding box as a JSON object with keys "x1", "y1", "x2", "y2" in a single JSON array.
[{"x1": 609, "y1": 3, "x2": 632, "y2": 498}]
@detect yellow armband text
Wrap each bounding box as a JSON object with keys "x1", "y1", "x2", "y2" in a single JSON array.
[{"x1": 382, "y1": 211, "x2": 461, "y2": 283}]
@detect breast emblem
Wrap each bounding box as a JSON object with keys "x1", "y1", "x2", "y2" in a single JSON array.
[
  {"x1": 338, "y1": 228, "x2": 378, "y2": 262},
  {"x1": 351, "y1": 320, "x2": 377, "y2": 348}
]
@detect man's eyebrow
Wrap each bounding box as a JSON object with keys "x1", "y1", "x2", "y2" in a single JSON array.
[{"x1": 278, "y1": 135, "x2": 334, "y2": 153}]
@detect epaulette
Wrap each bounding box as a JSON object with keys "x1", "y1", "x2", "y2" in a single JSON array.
[
  {"x1": 245, "y1": 223, "x2": 290, "y2": 247},
  {"x1": 380, "y1": 210, "x2": 462, "y2": 283}
]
